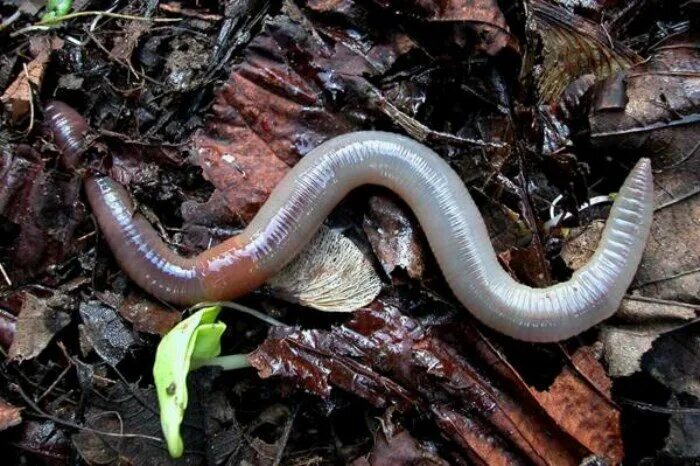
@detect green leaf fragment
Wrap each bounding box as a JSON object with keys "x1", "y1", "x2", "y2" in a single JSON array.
[{"x1": 153, "y1": 306, "x2": 225, "y2": 458}]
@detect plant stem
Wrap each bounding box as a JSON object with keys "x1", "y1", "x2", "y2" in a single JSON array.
[{"x1": 193, "y1": 353, "x2": 251, "y2": 371}]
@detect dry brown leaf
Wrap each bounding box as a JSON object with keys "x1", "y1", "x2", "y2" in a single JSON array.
[
  {"x1": 530, "y1": 346, "x2": 622, "y2": 465},
  {"x1": 8, "y1": 293, "x2": 71, "y2": 362},
  {"x1": 1, "y1": 37, "x2": 63, "y2": 122},
  {"x1": 0, "y1": 398, "x2": 22, "y2": 431}
]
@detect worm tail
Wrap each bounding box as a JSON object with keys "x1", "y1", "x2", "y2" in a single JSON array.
[{"x1": 461, "y1": 158, "x2": 654, "y2": 341}]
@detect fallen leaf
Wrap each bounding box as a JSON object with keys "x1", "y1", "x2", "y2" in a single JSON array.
[
  {"x1": 9, "y1": 420, "x2": 71, "y2": 463},
  {"x1": 79, "y1": 302, "x2": 136, "y2": 366},
  {"x1": 642, "y1": 326, "x2": 700, "y2": 460},
  {"x1": 530, "y1": 346, "x2": 622, "y2": 465},
  {"x1": 249, "y1": 303, "x2": 622, "y2": 464},
  {"x1": 600, "y1": 298, "x2": 697, "y2": 377},
  {"x1": 9, "y1": 293, "x2": 71, "y2": 361},
  {"x1": 266, "y1": 225, "x2": 382, "y2": 312},
  {"x1": 363, "y1": 195, "x2": 427, "y2": 281},
  {"x1": 1, "y1": 36, "x2": 63, "y2": 122},
  {"x1": 531, "y1": 0, "x2": 638, "y2": 103},
  {"x1": 364, "y1": 0, "x2": 515, "y2": 56},
  {"x1": 589, "y1": 33, "x2": 700, "y2": 170},
  {"x1": 0, "y1": 398, "x2": 22, "y2": 431},
  {"x1": 118, "y1": 292, "x2": 181, "y2": 336},
  {"x1": 352, "y1": 428, "x2": 449, "y2": 465},
  {"x1": 72, "y1": 382, "x2": 203, "y2": 466}
]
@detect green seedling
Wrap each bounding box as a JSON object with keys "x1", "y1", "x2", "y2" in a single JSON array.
[
  {"x1": 153, "y1": 302, "x2": 280, "y2": 458},
  {"x1": 42, "y1": 0, "x2": 72, "y2": 22}
]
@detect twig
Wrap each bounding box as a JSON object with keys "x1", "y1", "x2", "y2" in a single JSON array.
[
  {"x1": 11, "y1": 10, "x2": 181, "y2": 37},
  {"x1": 620, "y1": 398, "x2": 700, "y2": 415},
  {"x1": 0, "y1": 9, "x2": 21, "y2": 31},
  {"x1": 624, "y1": 294, "x2": 700, "y2": 310},
  {"x1": 0, "y1": 260, "x2": 12, "y2": 287},
  {"x1": 655, "y1": 186, "x2": 700, "y2": 211},
  {"x1": 633, "y1": 267, "x2": 700, "y2": 288},
  {"x1": 12, "y1": 383, "x2": 165, "y2": 443}
]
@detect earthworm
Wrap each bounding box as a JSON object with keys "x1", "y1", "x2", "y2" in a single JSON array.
[{"x1": 45, "y1": 102, "x2": 654, "y2": 342}]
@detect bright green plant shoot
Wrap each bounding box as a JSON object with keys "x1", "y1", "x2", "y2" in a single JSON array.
[
  {"x1": 153, "y1": 306, "x2": 226, "y2": 458},
  {"x1": 42, "y1": 0, "x2": 73, "y2": 21}
]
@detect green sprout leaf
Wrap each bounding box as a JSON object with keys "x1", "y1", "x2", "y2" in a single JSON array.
[
  {"x1": 153, "y1": 306, "x2": 225, "y2": 458},
  {"x1": 42, "y1": 0, "x2": 73, "y2": 22}
]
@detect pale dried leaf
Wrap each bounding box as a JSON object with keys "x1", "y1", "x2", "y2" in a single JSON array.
[{"x1": 267, "y1": 225, "x2": 382, "y2": 312}]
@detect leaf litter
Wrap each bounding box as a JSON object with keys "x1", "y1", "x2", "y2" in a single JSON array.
[{"x1": 0, "y1": 0, "x2": 698, "y2": 464}]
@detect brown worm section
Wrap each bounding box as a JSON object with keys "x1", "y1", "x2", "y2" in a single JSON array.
[{"x1": 46, "y1": 101, "x2": 654, "y2": 341}]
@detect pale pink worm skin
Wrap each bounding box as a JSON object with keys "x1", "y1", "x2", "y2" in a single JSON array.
[{"x1": 45, "y1": 101, "x2": 654, "y2": 342}]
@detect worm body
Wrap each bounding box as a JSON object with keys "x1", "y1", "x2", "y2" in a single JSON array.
[
  {"x1": 49, "y1": 103, "x2": 654, "y2": 341},
  {"x1": 45, "y1": 101, "x2": 89, "y2": 169}
]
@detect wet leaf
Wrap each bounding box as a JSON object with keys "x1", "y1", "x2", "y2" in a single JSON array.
[
  {"x1": 250, "y1": 304, "x2": 622, "y2": 464},
  {"x1": 9, "y1": 420, "x2": 71, "y2": 463},
  {"x1": 0, "y1": 398, "x2": 22, "y2": 431},
  {"x1": 8, "y1": 293, "x2": 70, "y2": 361},
  {"x1": 267, "y1": 225, "x2": 382, "y2": 312},
  {"x1": 118, "y1": 292, "x2": 181, "y2": 336},
  {"x1": 79, "y1": 302, "x2": 136, "y2": 366}
]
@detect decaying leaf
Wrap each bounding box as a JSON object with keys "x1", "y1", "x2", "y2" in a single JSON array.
[
  {"x1": 8, "y1": 293, "x2": 71, "y2": 361},
  {"x1": 643, "y1": 326, "x2": 700, "y2": 460},
  {"x1": 0, "y1": 398, "x2": 22, "y2": 431},
  {"x1": 79, "y1": 302, "x2": 136, "y2": 366},
  {"x1": 531, "y1": 0, "x2": 638, "y2": 103},
  {"x1": 1, "y1": 36, "x2": 63, "y2": 122},
  {"x1": 267, "y1": 225, "x2": 382, "y2": 312},
  {"x1": 72, "y1": 382, "x2": 203, "y2": 466},
  {"x1": 530, "y1": 345, "x2": 622, "y2": 465},
  {"x1": 589, "y1": 33, "x2": 700, "y2": 169},
  {"x1": 352, "y1": 427, "x2": 449, "y2": 465},
  {"x1": 363, "y1": 195, "x2": 427, "y2": 281},
  {"x1": 600, "y1": 298, "x2": 697, "y2": 377}
]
